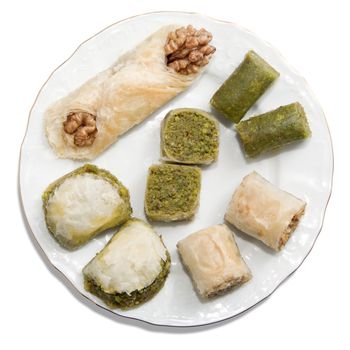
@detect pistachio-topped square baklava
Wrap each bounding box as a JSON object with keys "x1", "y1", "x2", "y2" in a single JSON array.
[
  {"x1": 145, "y1": 164, "x2": 201, "y2": 222},
  {"x1": 161, "y1": 108, "x2": 219, "y2": 165}
]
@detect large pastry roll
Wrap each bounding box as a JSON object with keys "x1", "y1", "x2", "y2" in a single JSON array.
[
  {"x1": 225, "y1": 172, "x2": 306, "y2": 251},
  {"x1": 45, "y1": 25, "x2": 216, "y2": 160}
]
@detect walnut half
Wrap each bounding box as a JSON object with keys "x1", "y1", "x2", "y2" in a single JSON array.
[
  {"x1": 164, "y1": 25, "x2": 216, "y2": 75},
  {"x1": 63, "y1": 112, "x2": 98, "y2": 147}
]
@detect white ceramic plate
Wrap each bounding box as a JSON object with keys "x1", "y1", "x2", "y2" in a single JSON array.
[{"x1": 19, "y1": 12, "x2": 333, "y2": 327}]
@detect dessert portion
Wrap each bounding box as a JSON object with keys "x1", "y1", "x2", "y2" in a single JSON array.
[
  {"x1": 37, "y1": 16, "x2": 316, "y2": 313},
  {"x1": 225, "y1": 171, "x2": 306, "y2": 251},
  {"x1": 236, "y1": 102, "x2": 311, "y2": 158},
  {"x1": 161, "y1": 108, "x2": 219, "y2": 165},
  {"x1": 83, "y1": 219, "x2": 170, "y2": 309},
  {"x1": 42, "y1": 164, "x2": 132, "y2": 250},
  {"x1": 177, "y1": 224, "x2": 251, "y2": 298},
  {"x1": 45, "y1": 25, "x2": 216, "y2": 160},
  {"x1": 145, "y1": 164, "x2": 201, "y2": 222},
  {"x1": 210, "y1": 50, "x2": 279, "y2": 123}
]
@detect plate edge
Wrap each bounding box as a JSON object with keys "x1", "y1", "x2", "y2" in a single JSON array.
[{"x1": 18, "y1": 10, "x2": 335, "y2": 328}]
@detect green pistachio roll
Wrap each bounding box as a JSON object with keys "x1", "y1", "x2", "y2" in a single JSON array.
[
  {"x1": 236, "y1": 102, "x2": 312, "y2": 158},
  {"x1": 145, "y1": 164, "x2": 201, "y2": 222},
  {"x1": 83, "y1": 219, "x2": 170, "y2": 309},
  {"x1": 161, "y1": 108, "x2": 219, "y2": 165},
  {"x1": 42, "y1": 164, "x2": 132, "y2": 250},
  {"x1": 210, "y1": 50, "x2": 279, "y2": 123}
]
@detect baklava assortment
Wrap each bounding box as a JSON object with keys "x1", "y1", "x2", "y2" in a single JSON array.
[{"x1": 41, "y1": 24, "x2": 311, "y2": 309}]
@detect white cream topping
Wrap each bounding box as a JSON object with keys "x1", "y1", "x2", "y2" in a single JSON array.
[
  {"x1": 46, "y1": 173, "x2": 122, "y2": 239},
  {"x1": 84, "y1": 220, "x2": 167, "y2": 294}
]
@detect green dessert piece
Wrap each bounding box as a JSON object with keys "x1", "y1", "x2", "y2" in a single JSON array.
[
  {"x1": 145, "y1": 164, "x2": 201, "y2": 222},
  {"x1": 210, "y1": 50, "x2": 279, "y2": 123},
  {"x1": 161, "y1": 108, "x2": 219, "y2": 165},
  {"x1": 42, "y1": 164, "x2": 132, "y2": 250},
  {"x1": 83, "y1": 219, "x2": 170, "y2": 309},
  {"x1": 236, "y1": 102, "x2": 312, "y2": 158}
]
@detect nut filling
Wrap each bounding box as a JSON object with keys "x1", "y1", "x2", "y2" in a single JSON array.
[
  {"x1": 164, "y1": 25, "x2": 216, "y2": 75},
  {"x1": 279, "y1": 209, "x2": 305, "y2": 249},
  {"x1": 63, "y1": 111, "x2": 98, "y2": 147}
]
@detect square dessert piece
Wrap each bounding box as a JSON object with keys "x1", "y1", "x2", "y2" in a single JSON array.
[
  {"x1": 161, "y1": 108, "x2": 219, "y2": 165},
  {"x1": 225, "y1": 171, "x2": 306, "y2": 251},
  {"x1": 145, "y1": 164, "x2": 201, "y2": 222},
  {"x1": 177, "y1": 225, "x2": 251, "y2": 298}
]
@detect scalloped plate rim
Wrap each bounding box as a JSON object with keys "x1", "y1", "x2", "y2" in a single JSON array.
[{"x1": 18, "y1": 11, "x2": 334, "y2": 328}]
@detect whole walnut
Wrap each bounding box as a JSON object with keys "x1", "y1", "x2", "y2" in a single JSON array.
[
  {"x1": 164, "y1": 25, "x2": 216, "y2": 75},
  {"x1": 63, "y1": 112, "x2": 98, "y2": 147}
]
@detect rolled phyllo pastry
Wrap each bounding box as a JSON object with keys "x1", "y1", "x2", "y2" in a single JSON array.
[
  {"x1": 236, "y1": 102, "x2": 311, "y2": 158},
  {"x1": 211, "y1": 50, "x2": 279, "y2": 123},
  {"x1": 45, "y1": 25, "x2": 216, "y2": 160},
  {"x1": 42, "y1": 164, "x2": 132, "y2": 250},
  {"x1": 225, "y1": 171, "x2": 306, "y2": 251},
  {"x1": 177, "y1": 224, "x2": 251, "y2": 298},
  {"x1": 83, "y1": 219, "x2": 170, "y2": 309},
  {"x1": 161, "y1": 108, "x2": 219, "y2": 165}
]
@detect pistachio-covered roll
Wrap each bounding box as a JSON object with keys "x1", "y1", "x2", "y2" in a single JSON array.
[
  {"x1": 145, "y1": 164, "x2": 201, "y2": 222},
  {"x1": 225, "y1": 171, "x2": 306, "y2": 251},
  {"x1": 42, "y1": 164, "x2": 132, "y2": 250},
  {"x1": 210, "y1": 50, "x2": 279, "y2": 123},
  {"x1": 236, "y1": 102, "x2": 311, "y2": 158},
  {"x1": 83, "y1": 219, "x2": 171, "y2": 309},
  {"x1": 161, "y1": 108, "x2": 219, "y2": 165}
]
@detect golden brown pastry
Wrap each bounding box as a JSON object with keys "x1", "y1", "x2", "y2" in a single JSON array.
[{"x1": 45, "y1": 25, "x2": 215, "y2": 160}]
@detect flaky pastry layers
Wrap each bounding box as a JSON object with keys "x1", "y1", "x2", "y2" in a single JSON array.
[
  {"x1": 177, "y1": 225, "x2": 251, "y2": 298},
  {"x1": 225, "y1": 172, "x2": 306, "y2": 251},
  {"x1": 45, "y1": 25, "x2": 215, "y2": 160}
]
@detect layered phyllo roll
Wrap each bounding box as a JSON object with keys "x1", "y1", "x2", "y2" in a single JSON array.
[
  {"x1": 83, "y1": 219, "x2": 171, "y2": 309},
  {"x1": 145, "y1": 164, "x2": 201, "y2": 222},
  {"x1": 42, "y1": 164, "x2": 132, "y2": 250},
  {"x1": 177, "y1": 224, "x2": 251, "y2": 298},
  {"x1": 45, "y1": 25, "x2": 216, "y2": 160},
  {"x1": 225, "y1": 171, "x2": 306, "y2": 251},
  {"x1": 161, "y1": 108, "x2": 219, "y2": 165}
]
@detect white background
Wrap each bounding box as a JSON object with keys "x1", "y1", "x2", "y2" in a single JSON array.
[{"x1": 1, "y1": 0, "x2": 348, "y2": 348}]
